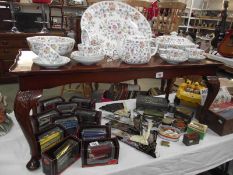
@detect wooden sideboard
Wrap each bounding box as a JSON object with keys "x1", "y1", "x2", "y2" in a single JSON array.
[{"x1": 0, "y1": 32, "x2": 65, "y2": 84}]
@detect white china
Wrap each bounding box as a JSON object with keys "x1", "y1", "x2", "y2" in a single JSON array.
[
  {"x1": 37, "y1": 45, "x2": 62, "y2": 64},
  {"x1": 160, "y1": 53, "x2": 188, "y2": 64},
  {"x1": 186, "y1": 48, "x2": 206, "y2": 62},
  {"x1": 167, "y1": 48, "x2": 186, "y2": 60},
  {"x1": 33, "y1": 56, "x2": 70, "y2": 68},
  {"x1": 155, "y1": 32, "x2": 196, "y2": 50},
  {"x1": 121, "y1": 36, "x2": 157, "y2": 64},
  {"x1": 81, "y1": 29, "x2": 103, "y2": 46},
  {"x1": 78, "y1": 43, "x2": 102, "y2": 56},
  {"x1": 81, "y1": 1, "x2": 152, "y2": 57},
  {"x1": 26, "y1": 36, "x2": 75, "y2": 56},
  {"x1": 70, "y1": 51, "x2": 104, "y2": 65},
  {"x1": 81, "y1": 29, "x2": 90, "y2": 45},
  {"x1": 188, "y1": 55, "x2": 206, "y2": 62}
]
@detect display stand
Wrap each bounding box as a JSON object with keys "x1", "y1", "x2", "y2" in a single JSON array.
[{"x1": 9, "y1": 51, "x2": 222, "y2": 170}]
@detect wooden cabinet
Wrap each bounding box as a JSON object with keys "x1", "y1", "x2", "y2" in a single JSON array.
[
  {"x1": 0, "y1": 33, "x2": 29, "y2": 83},
  {"x1": 0, "y1": 32, "x2": 64, "y2": 84}
]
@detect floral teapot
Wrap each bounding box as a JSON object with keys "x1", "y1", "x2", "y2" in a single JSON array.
[{"x1": 120, "y1": 36, "x2": 158, "y2": 64}]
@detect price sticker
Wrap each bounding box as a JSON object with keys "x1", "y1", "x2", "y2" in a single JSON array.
[
  {"x1": 155, "y1": 72, "x2": 163, "y2": 78},
  {"x1": 89, "y1": 141, "x2": 99, "y2": 147}
]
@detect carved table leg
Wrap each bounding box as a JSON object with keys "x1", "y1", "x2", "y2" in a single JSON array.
[
  {"x1": 14, "y1": 90, "x2": 42, "y2": 171},
  {"x1": 198, "y1": 76, "x2": 220, "y2": 124}
]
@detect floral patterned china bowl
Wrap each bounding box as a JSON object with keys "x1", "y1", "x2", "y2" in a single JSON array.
[
  {"x1": 26, "y1": 36, "x2": 75, "y2": 56},
  {"x1": 70, "y1": 51, "x2": 104, "y2": 65},
  {"x1": 160, "y1": 48, "x2": 188, "y2": 64},
  {"x1": 33, "y1": 56, "x2": 70, "y2": 69}
]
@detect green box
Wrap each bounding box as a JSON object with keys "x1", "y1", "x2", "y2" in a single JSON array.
[{"x1": 187, "y1": 127, "x2": 206, "y2": 140}]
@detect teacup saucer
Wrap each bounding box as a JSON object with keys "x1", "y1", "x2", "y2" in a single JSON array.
[
  {"x1": 160, "y1": 54, "x2": 188, "y2": 64},
  {"x1": 33, "y1": 56, "x2": 70, "y2": 68},
  {"x1": 188, "y1": 55, "x2": 206, "y2": 62}
]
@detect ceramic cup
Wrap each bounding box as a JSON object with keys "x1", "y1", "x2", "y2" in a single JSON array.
[
  {"x1": 81, "y1": 29, "x2": 90, "y2": 45},
  {"x1": 121, "y1": 36, "x2": 158, "y2": 64},
  {"x1": 185, "y1": 48, "x2": 205, "y2": 58},
  {"x1": 81, "y1": 29, "x2": 103, "y2": 46},
  {"x1": 78, "y1": 43, "x2": 102, "y2": 56},
  {"x1": 37, "y1": 44, "x2": 63, "y2": 64}
]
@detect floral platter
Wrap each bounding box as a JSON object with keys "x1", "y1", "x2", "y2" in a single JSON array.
[{"x1": 81, "y1": 1, "x2": 152, "y2": 57}]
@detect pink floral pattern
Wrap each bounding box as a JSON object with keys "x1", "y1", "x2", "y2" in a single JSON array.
[{"x1": 81, "y1": 1, "x2": 152, "y2": 57}]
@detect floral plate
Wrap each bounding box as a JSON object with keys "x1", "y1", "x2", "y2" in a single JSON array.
[{"x1": 81, "y1": 1, "x2": 152, "y2": 57}]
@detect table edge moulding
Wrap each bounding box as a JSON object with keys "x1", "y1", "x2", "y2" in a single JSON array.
[{"x1": 9, "y1": 50, "x2": 222, "y2": 170}]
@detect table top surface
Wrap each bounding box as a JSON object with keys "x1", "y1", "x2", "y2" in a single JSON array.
[
  {"x1": 10, "y1": 51, "x2": 222, "y2": 75},
  {"x1": 9, "y1": 51, "x2": 223, "y2": 91}
]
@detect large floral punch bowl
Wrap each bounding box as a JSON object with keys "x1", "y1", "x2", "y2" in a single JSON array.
[{"x1": 26, "y1": 36, "x2": 75, "y2": 56}]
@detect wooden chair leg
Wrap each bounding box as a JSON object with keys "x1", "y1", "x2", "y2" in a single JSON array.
[
  {"x1": 60, "y1": 85, "x2": 65, "y2": 96},
  {"x1": 160, "y1": 79, "x2": 166, "y2": 93}
]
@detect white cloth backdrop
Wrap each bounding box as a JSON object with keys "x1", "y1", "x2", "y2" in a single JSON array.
[{"x1": 1, "y1": 97, "x2": 233, "y2": 175}]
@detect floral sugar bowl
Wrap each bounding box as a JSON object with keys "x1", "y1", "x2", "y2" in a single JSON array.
[{"x1": 121, "y1": 36, "x2": 158, "y2": 64}]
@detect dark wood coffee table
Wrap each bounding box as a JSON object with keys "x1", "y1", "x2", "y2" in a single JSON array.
[{"x1": 10, "y1": 50, "x2": 222, "y2": 170}]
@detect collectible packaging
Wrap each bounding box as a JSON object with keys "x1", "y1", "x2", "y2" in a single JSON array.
[
  {"x1": 183, "y1": 132, "x2": 200, "y2": 146},
  {"x1": 42, "y1": 136, "x2": 81, "y2": 175},
  {"x1": 69, "y1": 96, "x2": 95, "y2": 109},
  {"x1": 172, "y1": 119, "x2": 187, "y2": 132},
  {"x1": 31, "y1": 110, "x2": 60, "y2": 133},
  {"x1": 36, "y1": 125, "x2": 65, "y2": 153},
  {"x1": 187, "y1": 121, "x2": 207, "y2": 140},
  {"x1": 99, "y1": 103, "x2": 125, "y2": 113},
  {"x1": 55, "y1": 102, "x2": 78, "y2": 114},
  {"x1": 81, "y1": 138, "x2": 119, "y2": 167},
  {"x1": 77, "y1": 125, "x2": 111, "y2": 141},
  {"x1": 136, "y1": 95, "x2": 168, "y2": 111},
  {"x1": 37, "y1": 96, "x2": 65, "y2": 112},
  {"x1": 174, "y1": 106, "x2": 194, "y2": 124},
  {"x1": 75, "y1": 108, "x2": 101, "y2": 126},
  {"x1": 143, "y1": 109, "x2": 164, "y2": 121},
  {"x1": 50, "y1": 115, "x2": 79, "y2": 135}
]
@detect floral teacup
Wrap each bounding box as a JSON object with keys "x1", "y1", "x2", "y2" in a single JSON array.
[{"x1": 78, "y1": 43, "x2": 102, "y2": 56}]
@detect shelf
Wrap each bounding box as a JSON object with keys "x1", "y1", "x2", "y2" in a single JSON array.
[
  {"x1": 11, "y1": 2, "x2": 88, "y2": 9},
  {"x1": 179, "y1": 25, "x2": 188, "y2": 28},
  {"x1": 188, "y1": 26, "x2": 215, "y2": 30},
  {"x1": 178, "y1": 26, "x2": 214, "y2": 30},
  {"x1": 181, "y1": 16, "x2": 233, "y2": 22}
]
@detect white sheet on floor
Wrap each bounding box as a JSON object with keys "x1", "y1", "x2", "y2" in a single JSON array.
[{"x1": 1, "y1": 98, "x2": 233, "y2": 175}]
